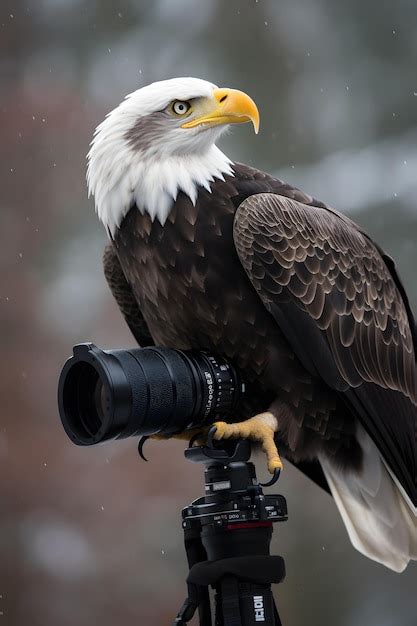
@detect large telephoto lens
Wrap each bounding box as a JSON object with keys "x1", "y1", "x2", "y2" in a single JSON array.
[{"x1": 58, "y1": 343, "x2": 245, "y2": 446}]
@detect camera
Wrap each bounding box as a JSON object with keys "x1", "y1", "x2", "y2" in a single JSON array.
[
  {"x1": 58, "y1": 343, "x2": 245, "y2": 446},
  {"x1": 58, "y1": 344, "x2": 287, "y2": 625}
]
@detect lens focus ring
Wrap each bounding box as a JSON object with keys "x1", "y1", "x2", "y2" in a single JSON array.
[{"x1": 189, "y1": 352, "x2": 242, "y2": 425}]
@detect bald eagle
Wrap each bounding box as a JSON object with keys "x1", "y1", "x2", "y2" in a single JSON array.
[{"x1": 87, "y1": 77, "x2": 417, "y2": 572}]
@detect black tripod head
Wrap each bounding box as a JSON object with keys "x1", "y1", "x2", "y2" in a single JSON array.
[{"x1": 183, "y1": 438, "x2": 287, "y2": 542}]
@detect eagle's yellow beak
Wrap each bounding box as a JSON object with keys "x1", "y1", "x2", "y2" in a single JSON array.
[{"x1": 181, "y1": 88, "x2": 260, "y2": 134}]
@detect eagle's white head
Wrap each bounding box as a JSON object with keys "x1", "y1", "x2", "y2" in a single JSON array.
[{"x1": 87, "y1": 77, "x2": 259, "y2": 236}]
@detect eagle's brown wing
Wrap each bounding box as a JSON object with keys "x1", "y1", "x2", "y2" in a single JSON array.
[
  {"x1": 234, "y1": 193, "x2": 417, "y2": 505},
  {"x1": 103, "y1": 243, "x2": 154, "y2": 347}
]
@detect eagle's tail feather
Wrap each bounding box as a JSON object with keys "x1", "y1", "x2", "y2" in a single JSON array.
[{"x1": 319, "y1": 423, "x2": 417, "y2": 572}]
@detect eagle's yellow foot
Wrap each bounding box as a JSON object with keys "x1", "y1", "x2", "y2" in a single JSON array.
[{"x1": 212, "y1": 412, "x2": 283, "y2": 474}]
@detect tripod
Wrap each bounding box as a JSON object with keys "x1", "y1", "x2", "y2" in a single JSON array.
[{"x1": 173, "y1": 439, "x2": 287, "y2": 626}]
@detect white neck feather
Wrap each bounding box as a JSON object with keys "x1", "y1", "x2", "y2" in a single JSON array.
[{"x1": 87, "y1": 140, "x2": 233, "y2": 236}]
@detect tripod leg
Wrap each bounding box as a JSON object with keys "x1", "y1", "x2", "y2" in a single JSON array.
[
  {"x1": 173, "y1": 595, "x2": 198, "y2": 625},
  {"x1": 216, "y1": 575, "x2": 241, "y2": 626},
  {"x1": 215, "y1": 576, "x2": 279, "y2": 626},
  {"x1": 174, "y1": 528, "x2": 212, "y2": 625},
  {"x1": 273, "y1": 600, "x2": 283, "y2": 626},
  {"x1": 198, "y1": 587, "x2": 212, "y2": 626},
  {"x1": 173, "y1": 582, "x2": 212, "y2": 626}
]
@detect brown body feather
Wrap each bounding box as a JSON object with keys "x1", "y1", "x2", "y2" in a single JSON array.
[{"x1": 107, "y1": 163, "x2": 417, "y2": 503}]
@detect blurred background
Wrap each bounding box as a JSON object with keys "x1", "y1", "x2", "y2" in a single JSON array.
[{"x1": 1, "y1": 0, "x2": 417, "y2": 624}]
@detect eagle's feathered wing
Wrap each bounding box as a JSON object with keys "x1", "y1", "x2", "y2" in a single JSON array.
[
  {"x1": 234, "y1": 192, "x2": 417, "y2": 571},
  {"x1": 103, "y1": 243, "x2": 153, "y2": 347},
  {"x1": 234, "y1": 192, "x2": 417, "y2": 506}
]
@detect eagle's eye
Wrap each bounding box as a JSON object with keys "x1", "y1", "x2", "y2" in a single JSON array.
[{"x1": 171, "y1": 100, "x2": 191, "y2": 116}]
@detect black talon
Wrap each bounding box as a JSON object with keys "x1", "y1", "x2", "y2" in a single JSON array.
[
  {"x1": 138, "y1": 435, "x2": 150, "y2": 461},
  {"x1": 188, "y1": 431, "x2": 204, "y2": 448},
  {"x1": 207, "y1": 425, "x2": 218, "y2": 449},
  {"x1": 260, "y1": 467, "x2": 281, "y2": 488}
]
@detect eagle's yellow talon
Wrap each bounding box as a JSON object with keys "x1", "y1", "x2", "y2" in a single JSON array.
[
  {"x1": 212, "y1": 413, "x2": 283, "y2": 475},
  {"x1": 212, "y1": 421, "x2": 229, "y2": 439}
]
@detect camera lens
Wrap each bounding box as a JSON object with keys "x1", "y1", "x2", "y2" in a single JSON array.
[
  {"x1": 93, "y1": 377, "x2": 107, "y2": 425},
  {"x1": 58, "y1": 345, "x2": 132, "y2": 445},
  {"x1": 60, "y1": 360, "x2": 105, "y2": 441},
  {"x1": 58, "y1": 343, "x2": 245, "y2": 446}
]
